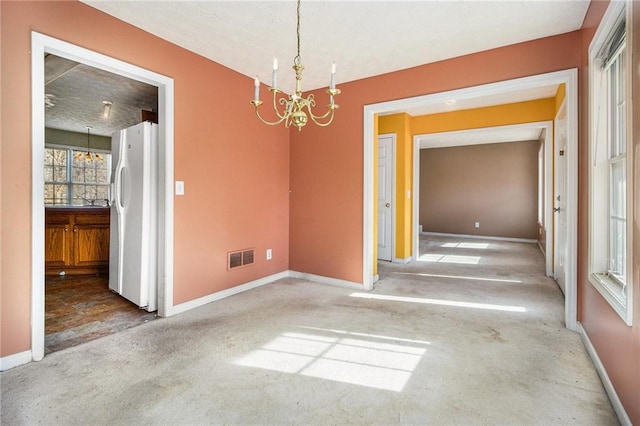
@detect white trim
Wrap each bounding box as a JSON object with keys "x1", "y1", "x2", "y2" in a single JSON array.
[
  {"x1": 31, "y1": 32, "x2": 175, "y2": 361},
  {"x1": 543, "y1": 122, "x2": 554, "y2": 277},
  {"x1": 421, "y1": 232, "x2": 537, "y2": 244},
  {"x1": 413, "y1": 121, "x2": 554, "y2": 274},
  {"x1": 392, "y1": 257, "x2": 412, "y2": 264},
  {"x1": 413, "y1": 136, "x2": 421, "y2": 262},
  {"x1": 377, "y1": 133, "x2": 396, "y2": 262},
  {"x1": 0, "y1": 351, "x2": 33, "y2": 372},
  {"x1": 415, "y1": 121, "x2": 552, "y2": 149},
  {"x1": 171, "y1": 271, "x2": 290, "y2": 315},
  {"x1": 173, "y1": 270, "x2": 364, "y2": 317},
  {"x1": 577, "y1": 323, "x2": 632, "y2": 426},
  {"x1": 365, "y1": 69, "x2": 579, "y2": 330},
  {"x1": 289, "y1": 271, "x2": 364, "y2": 290},
  {"x1": 587, "y1": 0, "x2": 634, "y2": 326}
]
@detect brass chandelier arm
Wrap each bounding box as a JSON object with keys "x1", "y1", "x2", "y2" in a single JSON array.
[
  {"x1": 308, "y1": 108, "x2": 336, "y2": 127},
  {"x1": 250, "y1": 99, "x2": 288, "y2": 126}
]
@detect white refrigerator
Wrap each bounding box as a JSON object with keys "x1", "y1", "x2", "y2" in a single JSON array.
[{"x1": 109, "y1": 121, "x2": 158, "y2": 312}]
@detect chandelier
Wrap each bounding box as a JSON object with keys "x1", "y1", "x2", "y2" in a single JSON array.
[
  {"x1": 74, "y1": 126, "x2": 103, "y2": 162},
  {"x1": 250, "y1": 0, "x2": 340, "y2": 131}
]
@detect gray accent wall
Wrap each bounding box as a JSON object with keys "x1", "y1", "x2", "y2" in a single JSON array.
[{"x1": 420, "y1": 140, "x2": 539, "y2": 239}]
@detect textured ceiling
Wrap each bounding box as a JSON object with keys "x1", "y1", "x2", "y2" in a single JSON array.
[
  {"x1": 45, "y1": 54, "x2": 158, "y2": 137},
  {"x1": 49, "y1": 1, "x2": 588, "y2": 141},
  {"x1": 81, "y1": 0, "x2": 590, "y2": 93}
]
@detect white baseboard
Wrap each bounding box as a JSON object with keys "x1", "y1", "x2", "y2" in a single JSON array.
[
  {"x1": 577, "y1": 323, "x2": 631, "y2": 426},
  {"x1": 421, "y1": 231, "x2": 537, "y2": 244},
  {"x1": 289, "y1": 271, "x2": 363, "y2": 290},
  {"x1": 171, "y1": 270, "x2": 290, "y2": 315},
  {"x1": 392, "y1": 257, "x2": 412, "y2": 264},
  {"x1": 172, "y1": 269, "x2": 364, "y2": 316},
  {"x1": 372, "y1": 274, "x2": 379, "y2": 284},
  {"x1": 0, "y1": 350, "x2": 32, "y2": 371}
]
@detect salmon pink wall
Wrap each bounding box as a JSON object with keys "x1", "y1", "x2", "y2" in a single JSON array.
[
  {"x1": 290, "y1": 32, "x2": 581, "y2": 284},
  {"x1": 578, "y1": 1, "x2": 640, "y2": 423},
  {"x1": 0, "y1": 1, "x2": 290, "y2": 357}
]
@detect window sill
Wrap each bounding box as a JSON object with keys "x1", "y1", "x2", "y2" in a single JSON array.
[{"x1": 589, "y1": 272, "x2": 632, "y2": 325}]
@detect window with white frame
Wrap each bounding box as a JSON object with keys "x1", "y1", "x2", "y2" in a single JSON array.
[
  {"x1": 44, "y1": 145, "x2": 111, "y2": 206},
  {"x1": 589, "y1": 1, "x2": 632, "y2": 325}
]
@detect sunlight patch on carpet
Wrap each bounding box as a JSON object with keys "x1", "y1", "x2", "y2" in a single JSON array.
[
  {"x1": 441, "y1": 242, "x2": 489, "y2": 249},
  {"x1": 418, "y1": 253, "x2": 481, "y2": 264},
  {"x1": 233, "y1": 330, "x2": 428, "y2": 392},
  {"x1": 349, "y1": 292, "x2": 526, "y2": 313}
]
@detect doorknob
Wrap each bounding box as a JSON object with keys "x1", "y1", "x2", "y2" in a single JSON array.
[{"x1": 385, "y1": 203, "x2": 390, "y2": 208}]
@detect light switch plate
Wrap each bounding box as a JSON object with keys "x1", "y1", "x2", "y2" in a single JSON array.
[{"x1": 175, "y1": 181, "x2": 185, "y2": 195}]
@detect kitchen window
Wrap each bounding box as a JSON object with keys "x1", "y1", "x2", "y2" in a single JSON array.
[
  {"x1": 588, "y1": 0, "x2": 632, "y2": 325},
  {"x1": 44, "y1": 145, "x2": 111, "y2": 206}
]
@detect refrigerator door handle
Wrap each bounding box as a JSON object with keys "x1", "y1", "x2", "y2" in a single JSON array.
[{"x1": 113, "y1": 162, "x2": 125, "y2": 211}]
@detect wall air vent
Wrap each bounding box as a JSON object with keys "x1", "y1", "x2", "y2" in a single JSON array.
[{"x1": 228, "y1": 248, "x2": 255, "y2": 270}]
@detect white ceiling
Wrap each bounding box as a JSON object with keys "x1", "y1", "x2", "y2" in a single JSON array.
[
  {"x1": 57, "y1": 1, "x2": 587, "y2": 143},
  {"x1": 417, "y1": 123, "x2": 544, "y2": 150},
  {"x1": 81, "y1": 0, "x2": 590, "y2": 94}
]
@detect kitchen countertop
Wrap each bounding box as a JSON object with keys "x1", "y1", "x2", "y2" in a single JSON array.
[{"x1": 45, "y1": 206, "x2": 110, "y2": 211}]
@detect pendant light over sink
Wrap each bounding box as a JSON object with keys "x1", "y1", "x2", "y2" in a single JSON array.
[{"x1": 74, "y1": 126, "x2": 103, "y2": 162}]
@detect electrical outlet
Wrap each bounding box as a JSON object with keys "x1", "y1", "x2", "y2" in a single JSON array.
[
  {"x1": 474, "y1": 222, "x2": 480, "y2": 228},
  {"x1": 266, "y1": 249, "x2": 272, "y2": 260}
]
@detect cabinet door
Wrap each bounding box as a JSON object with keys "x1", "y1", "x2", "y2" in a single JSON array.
[
  {"x1": 73, "y1": 224, "x2": 110, "y2": 266},
  {"x1": 45, "y1": 223, "x2": 71, "y2": 266}
]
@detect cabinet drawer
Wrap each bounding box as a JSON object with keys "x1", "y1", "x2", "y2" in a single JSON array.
[
  {"x1": 74, "y1": 210, "x2": 110, "y2": 225},
  {"x1": 45, "y1": 210, "x2": 72, "y2": 225}
]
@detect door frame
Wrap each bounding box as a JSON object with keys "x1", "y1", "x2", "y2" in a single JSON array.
[
  {"x1": 411, "y1": 121, "x2": 554, "y2": 271},
  {"x1": 31, "y1": 32, "x2": 175, "y2": 361},
  {"x1": 553, "y1": 99, "x2": 568, "y2": 287},
  {"x1": 363, "y1": 69, "x2": 578, "y2": 331},
  {"x1": 377, "y1": 133, "x2": 396, "y2": 262}
]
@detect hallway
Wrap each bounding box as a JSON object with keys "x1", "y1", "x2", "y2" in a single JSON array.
[{"x1": 0, "y1": 236, "x2": 617, "y2": 424}]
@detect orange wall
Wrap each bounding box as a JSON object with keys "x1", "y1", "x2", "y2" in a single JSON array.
[
  {"x1": 0, "y1": 1, "x2": 290, "y2": 357},
  {"x1": 578, "y1": 1, "x2": 640, "y2": 423},
  {"x1": 290, "y1": 31, "x2": 581, "y2": 284},
  {"x1": 412, "y1": 98, "x2": 556, "y2": 135}
]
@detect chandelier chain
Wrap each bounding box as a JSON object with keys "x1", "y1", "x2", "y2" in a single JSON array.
[{"x1": 295, "y1": 0, "x2": 301, "y2": 65}]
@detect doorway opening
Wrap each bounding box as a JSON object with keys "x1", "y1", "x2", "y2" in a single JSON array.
[
  {"x1": 363, "y1": 69, "x2": 578, "y2": 330},
  {"x1": 43, "y1": 53, "x2": 160, "y2": 353},
  {"x1": 32, "y1": 32, "x2": 175, "y2": 361}
]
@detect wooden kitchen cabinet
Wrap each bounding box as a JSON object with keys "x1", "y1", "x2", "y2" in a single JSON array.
[{"x1": 45, "y1": 208, "x2": 110, "y2": 275}]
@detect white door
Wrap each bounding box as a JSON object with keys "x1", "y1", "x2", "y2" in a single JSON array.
[
  {"x1": 378, "y1": 135, "x2": 394, "y2": 261},
  {"x1": 554, "y1": 103, "x2": 567, "y2": 294}
]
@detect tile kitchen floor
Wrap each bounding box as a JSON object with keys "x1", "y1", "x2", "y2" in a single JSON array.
[{"x1": 45, "y1": 275, "x2": 157, "y2": 354}]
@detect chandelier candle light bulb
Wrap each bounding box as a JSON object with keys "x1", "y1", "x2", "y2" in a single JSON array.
[
  {"x1": 249, "y1": 0, "x2": 341, "y2": 131},
  {"x1": 254, "y1": 76, "x2": 260, "y2": 102},
  {"x1": 331, "y1": 62, "x2": 336, "y2": 90},
  {"x1": 272, "y1": 58, "x2": 278, "y2": 89}
]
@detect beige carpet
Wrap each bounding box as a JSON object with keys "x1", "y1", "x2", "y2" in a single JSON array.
[{"x1": 1, "y1": 235, "x2": 618, "y2": 425}]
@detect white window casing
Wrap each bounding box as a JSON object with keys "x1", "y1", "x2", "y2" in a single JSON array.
[{"x1": 588, "y1": 0, "x2": 633, "y2": 325}]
